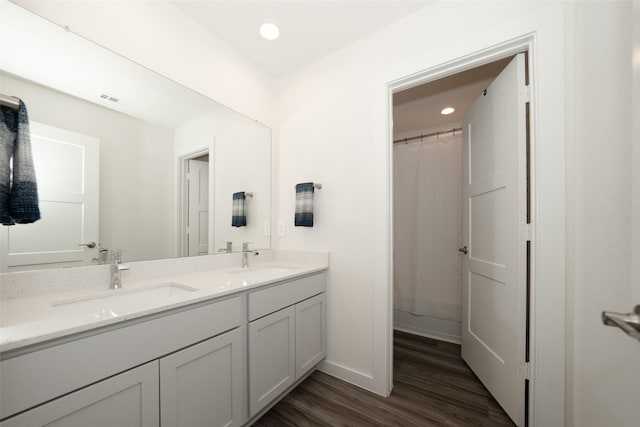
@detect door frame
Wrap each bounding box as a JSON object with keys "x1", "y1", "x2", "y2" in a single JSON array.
[
  {"x1": 385, "y1": 34, "x2": 565, "y2": 426},
  {"x1": 177, "y1": 148, "x2": 210, "y2": 257}
]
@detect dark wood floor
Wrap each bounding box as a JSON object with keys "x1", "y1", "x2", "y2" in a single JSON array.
[{"x1": 253, "y1": 331, "x2": 515, "y2": 426}]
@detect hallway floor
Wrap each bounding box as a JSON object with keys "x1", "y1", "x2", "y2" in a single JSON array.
[{"x1": 253, "y1": 330, "x2": 515, "y2": 426}]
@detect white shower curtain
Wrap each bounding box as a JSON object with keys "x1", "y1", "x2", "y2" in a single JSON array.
[{"x1": 393, "y1": 134, "x2": 462, "y2": 321}]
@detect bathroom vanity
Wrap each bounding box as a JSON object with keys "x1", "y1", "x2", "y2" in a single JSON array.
[
  {"x1": 0, "y1": 251, "x2": 328, "y2": 426},
  {"x1": 0, "y1": 6, "x2": 326, "y2": 426}
]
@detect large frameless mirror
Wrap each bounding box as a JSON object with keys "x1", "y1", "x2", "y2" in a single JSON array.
[{"x1": 0, "y1": 2, "x2": 271, "y2": 272}]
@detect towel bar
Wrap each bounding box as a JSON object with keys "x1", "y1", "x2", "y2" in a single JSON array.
[{"x1": 294, "y1": 183, "x2": 322, "y2": 189}]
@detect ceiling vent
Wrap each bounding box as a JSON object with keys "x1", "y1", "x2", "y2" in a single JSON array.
[
  {"x1": 100, "y1": 93, "x2": 119, "y2": 103},
  {"x1": 99, "y1": 93, "x2": 130, "y2": 106}
]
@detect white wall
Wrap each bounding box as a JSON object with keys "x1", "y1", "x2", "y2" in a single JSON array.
[
  {"x1": 12, "y1": 0, "x2": 275, "y2": 126},
  {"x1": 274, "y1": 5, "x2": 567, "y2": 423},
  {"x1": 8, "y1": 0, "x2": 639, "y2": 424},
  {"x1": 3, "y1": 72, "x2": 175, "y2": 263},
  {"x1": 566, "y1": 1, "x2": 639, "y2": 426},
  {"x1": 632, "y1": 0, "x2": 640, "y2": 307}
]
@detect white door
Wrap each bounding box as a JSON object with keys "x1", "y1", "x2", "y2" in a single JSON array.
[
  {"x1": 461, "y1": 54, "x2": 528, "y2": 426},
  {"x1": 0, "y1": 122, "x2": 99, "y2": 272},
  {"x1": 187, "y1": 159, "x2": 209, "y2": 256}
]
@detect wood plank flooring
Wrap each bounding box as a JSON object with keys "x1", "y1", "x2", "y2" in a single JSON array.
[{"x1": 253, "y1": 331, "x2": 515, "y2": 426}]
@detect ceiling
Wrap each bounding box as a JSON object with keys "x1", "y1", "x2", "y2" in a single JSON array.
[
  {"x1": 7, "y1": 0, "x2": 511, "y2": 134},
  {"x1": 171, "y1": 1, "x2": 513, "y2": 134},
  {"x1": 172, "y1": 1, "x2": 430, "y2": 78},
  {"x1": 393, "y1": 57, "x2": 513, "y2": 137}
]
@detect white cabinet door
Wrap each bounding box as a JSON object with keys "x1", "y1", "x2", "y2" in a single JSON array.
[
  {"x1": 295, "y1": 293, "x2": 326, "y2": 379},
  {"x1": 0, "y1": 361, "x2": 159, "y2": 427},
  {"x1": 160, "y1": 328, "x2": 243, "y2": 427},
  {"x1": 248, "y1": 306, "x2": 296, "y2": 417}
]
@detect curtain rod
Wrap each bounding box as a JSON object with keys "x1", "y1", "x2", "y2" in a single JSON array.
[
  {"x1": 0, "y1": 94, "x2": 20, "y2": 111},
  {"x1": 393, "y1": 127, "x2": 463, "y2": 144}
]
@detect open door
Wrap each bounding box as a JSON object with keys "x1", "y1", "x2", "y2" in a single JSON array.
[
  {"x1": 461, "y1": 54, "x2": 528, "y2": 425},
  {"x1": 187, "y1": 159, "x2": 209, "y2": 256},
  {"x1": 0, "y1": 122, "x2": 99, "y2": 272}
]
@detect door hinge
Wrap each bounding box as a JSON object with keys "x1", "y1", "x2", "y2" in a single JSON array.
[
  {"x1": 520, "y1": 223, "x2": 533, "y2": 241},
  {"x1": 520, "y1": 362, "x2": 531, "y2": 380},
  {"x1": 523, "y1": 85, "x2": 531, "y2": 103}
]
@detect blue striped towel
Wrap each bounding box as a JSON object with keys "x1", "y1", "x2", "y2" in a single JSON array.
[
  {"x1": 294, "y1": 182, "x2": 314, "y2": 227},
  {"x1": 232, "y1": 192, "x2": 246, "y2": 227},
  {"x1": 0, "y1": 100, "x2": 40, "y2": 225}
]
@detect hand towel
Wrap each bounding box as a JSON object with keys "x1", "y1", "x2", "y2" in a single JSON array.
[
  {"x1": 232, "y1": 191, "x2": 246, "y2": 227},
  {"x1": 294, "y1": 182, "x2": 314, "y2": 227},
  {"x1": 0, "y1": 100, "x2": 40, "y2": 225}
]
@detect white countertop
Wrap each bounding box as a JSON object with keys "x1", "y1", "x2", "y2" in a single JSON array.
[{"x1": 0, "y1": 251, "x2": 328, "y2": 353}]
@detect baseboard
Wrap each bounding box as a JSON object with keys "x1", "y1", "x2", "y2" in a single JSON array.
[
  {"x1": 393, "y1": 324, "x2": 461, "y2": 345},
  {"x1": 317, "y1": 359, "x2": 380, "y2": 395},
  {"x1": 393, "y1": 309, "x2": 461, "y2": 344}
]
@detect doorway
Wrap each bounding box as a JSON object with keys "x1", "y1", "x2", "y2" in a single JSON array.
[
  {"x1": 178, "y1": 150, "x2": 210, "y2": 257},
  {"x1": 393, "y1": 57, "x2": 512, "y2": 343},
  {"x1": 392, "y1": 53, "x2": 528, "y2": 426}
]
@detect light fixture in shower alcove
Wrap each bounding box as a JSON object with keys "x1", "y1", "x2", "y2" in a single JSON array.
[{"x1": 440, "y1": 106, "x2": 455, "y2": 115}]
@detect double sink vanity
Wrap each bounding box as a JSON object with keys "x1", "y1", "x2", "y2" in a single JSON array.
[
  {"x1": 0, "y1": 250, "x2": 328, "y2": 426},
  {"x1": 0, "y1": 5, "x2": 325, "y2": 426}
]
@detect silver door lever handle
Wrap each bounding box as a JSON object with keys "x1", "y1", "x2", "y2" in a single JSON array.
[{"x1": 602, "y1": 305, "x2": 640, "y2": 341}]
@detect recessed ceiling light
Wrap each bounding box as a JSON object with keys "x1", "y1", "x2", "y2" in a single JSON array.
[
  {"x1": 260, "y1": 22, "x2": 280, "y2": 40},
  {"x1": 441, "y1": 107, "x2": 455, "y2": 115}
]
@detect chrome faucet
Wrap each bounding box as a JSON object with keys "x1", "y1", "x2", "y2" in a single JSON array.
[
  {"x1": 242, "y1": 242, "x2": 258, "y2": 268},
  {"x1": 109, "y1": 249, "x2": 129, "y2": 289},
  {"x1": 92, "y1": 245, "x2": 109, "y2": 265},
  {"x1": 218, "y1": 241, "x2": 233, "y2": 253}
]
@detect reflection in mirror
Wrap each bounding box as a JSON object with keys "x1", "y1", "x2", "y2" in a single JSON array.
[{"x1": 0, "y1": 3, "x2": 271, "y2": 272}]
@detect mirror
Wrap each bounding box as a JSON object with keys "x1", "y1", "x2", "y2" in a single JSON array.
[{"x1": 0, "y1": 3, "x2": 271, "y2": 272}]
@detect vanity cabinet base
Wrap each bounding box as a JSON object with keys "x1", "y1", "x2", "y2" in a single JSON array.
[
  {"x1": 0, "y1": 271, "x2": 327, "y2": 427},
  {"x1": 0, "y1": 362, "x2": 159, "y2": 427},
  {"x1": 0, "y1": 297, "x2": 241, "y2": 420},
  {"x1": 248, "y1": 288, "x2": 326, "y2": 418}
]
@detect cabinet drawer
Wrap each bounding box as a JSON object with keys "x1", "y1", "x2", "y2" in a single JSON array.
[
  {"x1": 248, "y1": 273, "x2": 325, "y2": 321},
  {"x1": 0, "y1": 296, "x2": 241, "y2": 421}
]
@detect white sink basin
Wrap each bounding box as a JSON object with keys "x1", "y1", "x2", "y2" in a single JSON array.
[
  {"x1": 52, "y1": 282, "x2": 198, "y2": 320},
  {"x1": 229, "y1": 265, "x2": 296, "y2": 277}
]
